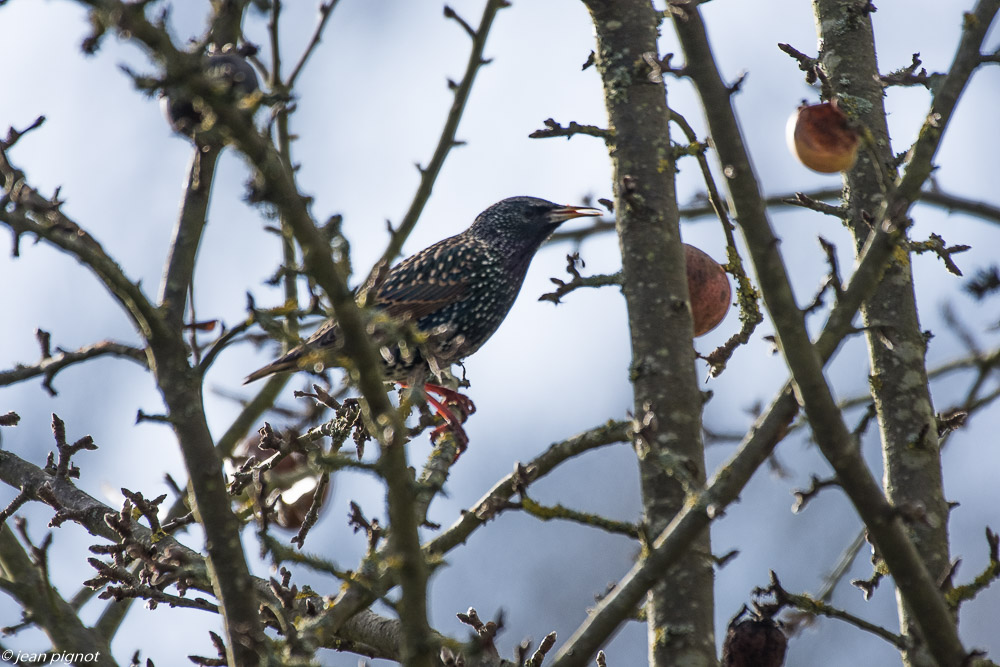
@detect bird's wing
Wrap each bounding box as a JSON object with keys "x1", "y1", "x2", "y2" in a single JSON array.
[{"x1": 373, "y1": 235, "x2": 481, "y2": 322}]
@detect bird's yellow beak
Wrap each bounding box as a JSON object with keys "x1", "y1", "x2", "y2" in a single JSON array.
[{"x1": 547, "y1": 205, "x2": 604, "y2": 224}]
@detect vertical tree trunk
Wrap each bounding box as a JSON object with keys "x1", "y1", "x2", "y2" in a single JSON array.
[
  {"x1": 582, "y1": 1, "x2": 716, "y2": 665},
  {"x1": 811, "y1": 5, "x2": 952, "y2": 665}
]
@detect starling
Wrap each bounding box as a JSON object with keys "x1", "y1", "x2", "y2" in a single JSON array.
[{"x1": 245, "y1": 196, "x2": 602, "y2": 448}]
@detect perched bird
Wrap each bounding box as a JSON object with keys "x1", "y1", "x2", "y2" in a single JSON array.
[
  {"x1": 245, "y1": 196, "x2": 602, "y2": 449},
  {"x1": 161, "y1": 51, "x2": 260, "y2": 144}
]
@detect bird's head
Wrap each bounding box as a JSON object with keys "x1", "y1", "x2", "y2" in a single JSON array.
[{"x1": 468, "y1": 196, "x2": 603, "y2": 255}]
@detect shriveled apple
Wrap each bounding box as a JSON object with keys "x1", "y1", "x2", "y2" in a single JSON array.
[{"x1": 786, "y1": 100, "x2": 860, "y2": 174}]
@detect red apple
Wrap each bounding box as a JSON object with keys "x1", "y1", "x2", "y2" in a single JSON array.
[
  {"x1": 685, "y1": 244, "x2": 731, "y2": 337},
  {"x1": 786, "y1": 101, "x2": 859, "y2": 174}
]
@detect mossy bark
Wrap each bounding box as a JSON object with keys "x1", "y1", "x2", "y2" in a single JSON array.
[
  {"x1": 811, "y1": 4, "x2": 951, "y2": 665},
  {"x1": 582, "y1": 2, "x2": 715, "y2": 665}
]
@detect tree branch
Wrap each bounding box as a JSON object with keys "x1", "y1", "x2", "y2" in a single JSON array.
[
  {"x1": 0, "y1": 340, "x2": 147, "y2": 394},
  {"x1": 668, "y1": 107, "x2": 762, "y2": 376},
  {"x1": 812, "y1": 2, "x2": 999, "y2": 665},
  {"x1": 3, "y1": 26, "x2": 268, "y2": 665},
  {"x1": 368, "y1": 0, "x2": 508, "y2": 280},
  {"x1": 287, "y1": 1, "x2": 341, "y2": 88},
  {"x1": 548, "y1": 226, "x2": 936, "y2": 664},
  {"x1": 517, "y1": 494, "x2": 640, "y2": 539},
  {"x1": 304, "y1": 420, "x2": 629, "y2": 648},
  {"x1": 81, "y1": 6, "x2": 432, "y2": 657},
  {"x1": 946, "y1": 528, "x2": 1000, "y2": 609},
  {"x1": 757, "y1": 571, "x2": 909, "y2": 651},
  {"x1": 158, "y1": 146, "x2": 220, "y2": 330},
  {"x1": 892, "y1": 0, "x2": 1000, "y2": 211},
  {"x1": 0, "y1": 523, "x2": 116, "y2": 666},
  {"x1": 546, "y1": 186, "x2": 1000, "y2": 245},
  {"x1": 538, "y1": 253, "x2": 621, "y2": 305},
  {"x1": 529, "y1": 117, "x2": 613, "y2": 143},
  {"x1": 0, "y1": 443, "x2": 485, "y2": 663},
  {"x1": 667, "y1": 3, "x2": 1000, "y2": 666},
  {"x1": 426, "y1": 420, "x2": 628, "y2": 556},
  {"x1": 0, "y1": 126, "x2": 163, "y2": 341}
]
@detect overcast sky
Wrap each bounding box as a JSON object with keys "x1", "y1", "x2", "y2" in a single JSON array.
[{"x1": 1, "y1": 1, "x2": 998, "y2": 665}]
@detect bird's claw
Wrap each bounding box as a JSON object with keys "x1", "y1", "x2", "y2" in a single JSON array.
[
  {"x1": 423, "y1": 391, "x2": 470, "y2": 460},
  {"x1": 425, "y1": 383, "x2": 477, "y2": 417},
  {"x1": 430, "y1": 421, "x2": 469, "y2": 460}
]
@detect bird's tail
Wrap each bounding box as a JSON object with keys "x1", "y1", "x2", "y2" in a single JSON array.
[{"x1": 243, "y1": 349, "x2": 303, "y2": 384}]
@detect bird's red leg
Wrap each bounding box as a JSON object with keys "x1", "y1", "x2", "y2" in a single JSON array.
[
  {"x1": 398, "y1": 382, "x2": 471, "y2": 455},
  {"x1": 422, "y1": 393, "x2": 469, "y2": 455},
  {"x1": 423, "y1": 383, "x2": 476, "y2": 416}
]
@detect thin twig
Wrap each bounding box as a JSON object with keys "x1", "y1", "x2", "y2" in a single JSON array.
[
  {"x1": 757, "y1": 571, "x2": 909, "y2": 650},
  {"x1": 668, "y1": 107, "x2": 762, "y2": 377},
  {"x1": 783, "y1": 192, "x2": 848, "y2": 219},
  {"x1": 907, "y1": 233, "x2": 970, "y2": 276},
  {"x1": 366, "y1": 0, "x2": 508, "y2": 283},
  {"x1": 539, "y1": 254, "x2": 621, "y2": 304},
  {"x1": 529, "y1": 118, "x2": 613, "y2": 143},
  {"x1": 0, "y1": 340, "x2": 147, "y2": 395},
  {"x1": 287, "y1": 1, "x2": 340, "y2": 88},
  {"x1": 547, "y1": 186, "x2": 1000, "y2": 245},
  {"x1": 517, "y1": 495, "x2": 640, "y2": 539}
]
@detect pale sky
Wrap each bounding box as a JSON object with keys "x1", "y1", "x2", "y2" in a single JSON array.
[{"x1": 1, "y1": 1, "x2": 998, "y2": 665}]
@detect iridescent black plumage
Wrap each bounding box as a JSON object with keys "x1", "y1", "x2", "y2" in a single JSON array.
[{"x1": 245, "y1": 197, "x2": 602, "y2": 384}]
